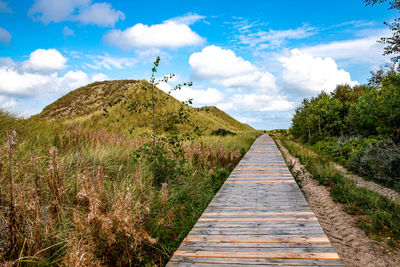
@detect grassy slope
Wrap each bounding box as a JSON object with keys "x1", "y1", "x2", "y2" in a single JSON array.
[
  {"x1": 35, "y1": 80, "x2": 254, "y2": 135},
  {"x1": 0, "y1": 81, "x2": 260, "y2": 265}
]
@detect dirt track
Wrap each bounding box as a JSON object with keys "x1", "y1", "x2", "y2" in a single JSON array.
[
  {"x1": 276, "y1": 140, "x2": 400, "y2": 267},
  {"x1": 332, "y1": 163, "x2": 400, "y2": 204}
]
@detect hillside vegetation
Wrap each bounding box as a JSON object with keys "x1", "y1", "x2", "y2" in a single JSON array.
[
  {"x1": 36, "y1": 80, "x2": 253, "y2": 136},
  {"x1": 0, "y1": 78, "x2": 260, "y2": 265}
]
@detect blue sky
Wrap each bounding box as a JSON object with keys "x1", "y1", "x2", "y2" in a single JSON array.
[{"x1": 0, "y1": 0, "x2": 394, "y2": 129}]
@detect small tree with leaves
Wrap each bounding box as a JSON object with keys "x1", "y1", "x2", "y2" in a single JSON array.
[{"x1": 103, "y1": 57, "x2": 198, "y2": 186}]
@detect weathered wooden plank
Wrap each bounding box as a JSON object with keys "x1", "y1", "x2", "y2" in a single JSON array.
[
  {"x1": 168, "y1": 257, "x2": 343, "y2": 266},
  {"x1": 198, "y1": 217, "x2": 317, "y2": 222},
  {"x1": 168, "y1": 262, "x2": 343, "y2": 267},
  {"x1": 173, "y1": 251, "x2": 340, "y2": 260},
  {"x1": 189, "y1": 230, "x2": 326, "y2": 236},
  {"x1": 183, "y1": 237, "x2": 331, "y2": 243},
  {"x1": 179, "y1": 242, "x2": 334, "y2": 249},
  {"x1": 202, "y1": 212, "x2": 314, "y2": 216},
  {"x1": 224, "y1": 181, "x2": 296, "y2": 184},
  {"x1": 178, "y1": 244, "x2": 336, "y2": 252}
]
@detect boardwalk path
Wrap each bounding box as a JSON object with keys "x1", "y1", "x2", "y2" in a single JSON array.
[{"x1": 167, "y1": 134, "x2": 343, "y2": 266}]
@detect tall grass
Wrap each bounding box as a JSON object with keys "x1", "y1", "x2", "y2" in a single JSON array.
[
  {"x1": 281, "y1": 138, "x2": 400, "y2": 246},
  {"x1": 0, "y1": 115, "x2": 259, "y2": 265}
]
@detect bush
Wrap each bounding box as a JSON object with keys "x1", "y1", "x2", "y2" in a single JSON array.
[
  {"x1": 211, "y1": 128, "x2": 236, "y2": 136},
  {"x1": 347, "y1": 139, "x2": 400, "y2": 190}
]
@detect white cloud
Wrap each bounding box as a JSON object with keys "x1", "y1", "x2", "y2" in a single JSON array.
[
  {"x1": 0, "y1": 0, "x2": 12, "y2": 13},
  {"x1": 73, "y1": 2, "x2": 125, "y2": 27},
  {"x1": 28, "y1": 0, "x2": 124, "y2": 27},
  {"x1": 85, "y1": 55, "x2": 137, "y2": 70},
  {"x1": 158, "y1": 81, "x2": 224, "y2": 105},
  {"x1": 63, "y1": 26, "x2": 75, "y2": 37},
  {"x1": 22, "y1": 48, "x2": 67, "y2": 73},
  {"x1": 0, "y1": 66, "x2": 106, "y2": 97},
  {"x1": 0, "y1": 27, "x2": 11, "y2": 45},
  {"x1": 236, "y1": 116, "x2": 260, "y2": 124},
  {"x1": 104, "y1": 21, "x2": 204, "y2": 50},
  {"x1": 0, "y1": 67, "x2": 53, "y2": 96},
  {"x1": 0, "y1": 50, "x2": 107, "y2": 97},
  {"x1": 233, "y1": 19, "x2": 316, "y2": 49},
  {"x1": 301, "y1": 35, "x2": 387, "y2": 64},
  {"x1": 189, "y1": 45, "x2": 276, "y2": 92},
  {"x1": 166, "y1": 12, "x2": 205, "y2": 25},
  {"x1": 29, "y1": 0, "x2": 90, "y2": 24},
  {"x1": 279, "y1": 49, "x2": 358, "y2": 94},
  {"x1": 217, "y1": 94, "x2": 293, "y2": 112}
]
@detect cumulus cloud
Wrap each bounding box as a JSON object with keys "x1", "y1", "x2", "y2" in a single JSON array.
[
  {"x1": 0, "y1": 0, "x2": 12, "y2": 13},
  {"x1": 189, "y1": 45, "x2": 276, "y2": 92},
  {"x1": 0, "y1": 49, "x2": 107, "y2": 98},
  {"x1": 73, "y1": 2, "x2": 125, "y2": 27},
  {"x1": 157, "y1": 81, "x2": 224, "y2": 105},
  {"x1": 279, "y1": 49, "x2": 358, "y2": 94},
  {"x1": 0, "y1": 27, "x2": 11, "y2": 45},
  {"x1": 217, "y1": 94, "x2": 293, "y2": 112},
  {"x1": 28, "y1": 0, "x2": 124, "y2": 27},
  {"x1": 0, "y1": 66, "x2": 107, "y2": 97},
  {"x1": 104, "y1": 21, "x2": 204, "y2": 50},
  {"x1": 22, "y1": 48, "x2": 67, "y2": 73}
]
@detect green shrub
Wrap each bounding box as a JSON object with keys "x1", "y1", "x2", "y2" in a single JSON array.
[{"x1": 211, "y1": 128, "x2": 236, "y2": 136}]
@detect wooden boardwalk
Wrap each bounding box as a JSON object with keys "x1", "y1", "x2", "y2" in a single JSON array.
[{"x1": 167, "y1": 134, "x2": 343, "y2": 266}]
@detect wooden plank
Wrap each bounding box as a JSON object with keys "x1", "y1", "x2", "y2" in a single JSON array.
[
  {"x1": 225, "y1": 180, "x2": 296, "y2": 184},
  {"x1": 173, "y1": 251, "x2": 341, "y2": 260},
  {"x1": 183, "y1": 237, "x2": 331, "y2": 243},
  {"x1": 202, "y1": 214, "x2": 314, "y2": 216},
  {"x1": 179, "y1": 242, "x2": 334, "y2": 249},
  {"x1": 169, "y1": 257, "x2": 343, "y2": 266},
  {"x1": 235, "y1": 167, "x2": 287, "y2": 172},
  {"x1": 198, "y1": 217, "x2": 317, "y2": 222}
]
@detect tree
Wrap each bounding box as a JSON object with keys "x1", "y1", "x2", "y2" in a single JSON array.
[
  {"x1": 103, "y1": 57, "x2": 195, "y2": 186},
  {"x1": 365, "y1": 0, "x2": 400, "y2": 62}
]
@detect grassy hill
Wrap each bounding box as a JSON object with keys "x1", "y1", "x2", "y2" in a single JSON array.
[
  {"x1": 36, "y1": 79, "x2": 254, "y2": 135},
  {"x1": 0, "y1": 80, "x2": 260, "y2": 265}
]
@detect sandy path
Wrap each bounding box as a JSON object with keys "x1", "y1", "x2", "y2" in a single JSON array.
[
  {"x1": 332, "y1": 163, "x2": 400, "y2": 203},
  {"x1": 275, "y1": 139, "x2": 400, "y2": 267}
]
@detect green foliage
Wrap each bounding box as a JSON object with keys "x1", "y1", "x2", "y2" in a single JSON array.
[
  {"x1": 290, "y1": 70, "x2": 400, "y2": 191},
  {"x1": 282, "y1": 138, "x2": 400, "y2": 244},
  {"x1": 211, "y1": 128, "x2": 236, "y2": 136},
  {"x1": 290, "y1": 84, "x2": 375, "y2": 144},
  {"x1": 210, "y1": 168, "x2": 230, "y2": 193}
]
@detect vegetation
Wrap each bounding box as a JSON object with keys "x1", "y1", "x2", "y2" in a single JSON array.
[
  {"x1": 365, "y1": 0, "x2": 400, "y2": 62},
  {"x1": 289, "y1": 69, "x2": 400, "y2": 191},
  {"x1": 36, "y1": 81, "x2": 253, "y2": 136},
  {"x1": 0, "y1": 58, "x2": 260, "y2": 265},
  {"x1": 280, "y1": 138, "x2": 400, "y2": 247}
]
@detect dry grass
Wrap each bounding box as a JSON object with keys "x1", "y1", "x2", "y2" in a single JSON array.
[{"x1": 0, "y1": 117, "x2": 259, "y2": 265}]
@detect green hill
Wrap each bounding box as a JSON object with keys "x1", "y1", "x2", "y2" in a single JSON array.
[{"x1": 36, "y1": 79, "x2": 254, "y2": 135}]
